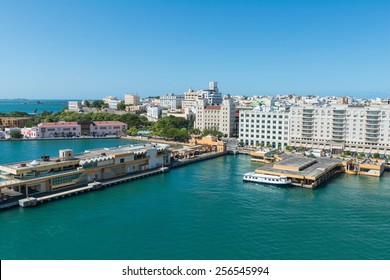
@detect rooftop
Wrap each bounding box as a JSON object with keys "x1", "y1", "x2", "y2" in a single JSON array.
[
  {"x1": 91, "y1": 121, "x2": 126, "y2": 126},
  {"x1": 0, "y1": 143, "x2": 169, "y2": 175},
  {"x1": 39, "y1": 122, "x2": 78, "y2": 128},
  {"x1": 256, "y1": 156, "x2": 343, "y2": 180}
]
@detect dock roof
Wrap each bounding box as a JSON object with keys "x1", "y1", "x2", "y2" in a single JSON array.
[{"x1": 256, "y1": 157, "x2": 343, "y2": 180}]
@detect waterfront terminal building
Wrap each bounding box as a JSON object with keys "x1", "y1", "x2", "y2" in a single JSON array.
[{"x1": 0, "y1": 144, "x2": 170, "y2": 197}]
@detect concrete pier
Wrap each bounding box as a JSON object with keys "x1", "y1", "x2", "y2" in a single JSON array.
[{"x1": 254, "y1": 156, "x2": 344, "y2": 189}]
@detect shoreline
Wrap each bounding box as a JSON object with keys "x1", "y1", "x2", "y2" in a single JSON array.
[{"x1": 120, "y1": 135, "x2": 188, "y2": 146}]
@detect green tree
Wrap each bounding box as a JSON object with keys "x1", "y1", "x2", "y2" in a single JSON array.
[
  {"x1": 10, "y1": 130, "x2": 23, "y2": 139},
  {"x1": 117, "y1": 103, "x2": 126, "y2": 110},
  {"x1": 6, "y1": 111, "x2": 30, "y2": 117},
  {"x1": 91, "y1": 100, "x2": 105, "y2": 109},
  {"x1": 202, "y1": 128, "x2": 223, "y2": 138},
  {"x1": 373, "y1": 153, "x2": 380, "y2": 159},
  {"x1": 127, "y1": 127, "x2": 139, "y2": 136},
  {"x1": 344, "y1": 150, "x2": 351, "y2": 156}
]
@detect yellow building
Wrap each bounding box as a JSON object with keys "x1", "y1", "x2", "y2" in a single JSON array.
[
  {"x1": 1, "y1": 117, "x2": 33, "y2": 128},
  {"x1": 189, "y1": 135, "x2": 226, "y2": 152}
]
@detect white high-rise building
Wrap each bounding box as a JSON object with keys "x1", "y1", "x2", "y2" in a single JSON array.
[
  {"x1": 195, "y1": 97, "x2": 235, "y2": 137},
  {"x1": 238, "y1": 107, "x2": 290, "y2": 148}
]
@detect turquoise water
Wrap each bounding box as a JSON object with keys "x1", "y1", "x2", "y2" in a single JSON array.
[
  {"x1": 1, "y1": 139, "x2": 390, "y2": 259},
  {"x1": 0, "y1": 99, "x2": 70, "y2": 114}
]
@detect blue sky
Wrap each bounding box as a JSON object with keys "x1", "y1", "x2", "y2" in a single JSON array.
[{"x1": 0, "y1": 0, "x2": 389, "y2": 99}]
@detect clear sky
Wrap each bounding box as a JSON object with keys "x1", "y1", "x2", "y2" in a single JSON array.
[{"x1": 0, "y1": 0, "x2": 389, "y2": 99}]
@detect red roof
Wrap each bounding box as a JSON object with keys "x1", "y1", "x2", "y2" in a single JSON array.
[
  {"x1": 204, "y1": 106, "x2": 221, "y2": 110},
  {"x1": 92, "y1": 121, "x2": 126, "y2": 126},
  {"x1": 39, "y1": 122, "x2": 79, "y2": 128}
]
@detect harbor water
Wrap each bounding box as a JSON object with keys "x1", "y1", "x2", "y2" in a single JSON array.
[
  {"x1": 0, "y1": 99, "x2": 70, "y2": 114},
  {"x1": 1, "y1": 139, "x2": 390, "y2": 259}
]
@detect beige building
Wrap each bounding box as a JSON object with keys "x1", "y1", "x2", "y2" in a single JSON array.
[
  {"x1": 289, "y1": 104, "x2": 390, "y2": 154},
  {"x1": 124, "y1": 93, "x2": 141, "y2": 106},
  {"x1": 195, "y1": 97, "x2": 235, "y2": 137}
]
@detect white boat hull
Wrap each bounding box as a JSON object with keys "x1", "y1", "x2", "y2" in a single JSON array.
[{"x1": 243, "y1": 172, "x2": 291, "y2": 186}]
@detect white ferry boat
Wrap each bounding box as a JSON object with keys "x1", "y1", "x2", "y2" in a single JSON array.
[{"x1": 243, "y1": 172, "x2": 291, "y2": 186}]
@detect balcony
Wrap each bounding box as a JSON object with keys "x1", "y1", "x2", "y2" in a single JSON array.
[
  {"x1": 365, "y1": 136, "x2": 379, "y2": 142},
  {"x1": 302, "y1": 133, "x2": 313, "y2": 138},
  {"x1": 365, "y1": 128, "x2": 380, "y2": 133},
  {"x1": 366, "y1": 121, "x2": 380, "y2": 125},
  {"x1": 332, "y1": 135, "x2": 345, "y2": 141},
  {"x1": 333, "y1": 111, "x2": 346, "y2": 117},
  {"x1": 366, "y1": 110, "x2": 380, "y2": 116},
  {"x1": 366, "y1": 115, "x2": 380, "y2": 120},
  {"x1": 332, "y1": 131, "x2": 345, "y2": 136},
  {"x1": 333, "y1": 123, "x2": 345, "y2": 128}
]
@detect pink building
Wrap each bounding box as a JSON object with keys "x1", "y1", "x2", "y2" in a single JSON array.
[
  {"x1": 90, "y1": 121, "x2": 127, "y2": 136},
  {"x1": 21, "y1": 127, "x2": 41, "y2": 138},
  {"x1": 37, "y1": 122, "x2": 81, "y2": 138}
]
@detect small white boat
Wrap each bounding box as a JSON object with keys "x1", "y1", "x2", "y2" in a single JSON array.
[
  {"x1": 160, "y1": 167, "x2": 169, "y2": 172},
  {"x1": 243, "y1": 172, "x2": 291, "y2": 186}
]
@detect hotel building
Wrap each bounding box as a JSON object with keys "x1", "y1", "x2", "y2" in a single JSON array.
[
  {"x1": 195, "y1": 97, "x2": 235, "y2": 137},
  {"x1": 238, "y1": 106, "x2": 290, "y2": 148}
]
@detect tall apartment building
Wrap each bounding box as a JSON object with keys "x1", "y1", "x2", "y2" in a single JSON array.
[
  {"x1": 160, "y1": 93, "x2": 184, "y2": 110},
  {"x1": 289, "y1": 105, "x2": 390, "y2": 154},
  {"x1": 195, "y1": 97, "x2": 235, "y2": 137},
  {"x1": 124, "y1": 93, "x2": 141, "y2": 106},
  {"x1": 238, "y1": 106, "x2": 290, "y2": 148}
]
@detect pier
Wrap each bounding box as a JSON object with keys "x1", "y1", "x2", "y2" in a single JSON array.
[
  {"x1": 254, "y1": 156, "x2": 344, "y2": 189},
  {"x1": 14, "y1": 151, "x2": 227, "y2": 208}
]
